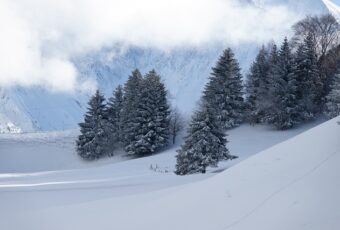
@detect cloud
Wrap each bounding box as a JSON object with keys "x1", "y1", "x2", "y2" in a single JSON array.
[{"x1": 0, "y1": 0, "x2": 301, "y2": 92}]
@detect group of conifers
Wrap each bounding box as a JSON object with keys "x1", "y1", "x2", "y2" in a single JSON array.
[
  {"x1": 77, "y1": 69, "x2": 172, "y2": 161},
  {"x1": 77, "y1": 14, "x2": 340, "y2": 175}
]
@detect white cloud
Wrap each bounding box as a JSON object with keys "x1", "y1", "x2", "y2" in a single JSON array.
[{"x1": 0, "y1": 0, "x2": 301, "y2": 92}]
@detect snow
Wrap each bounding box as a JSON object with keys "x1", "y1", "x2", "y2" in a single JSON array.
[
  {"x1": 0, "y1": 118, "x2": 324, "y2": 173},
  {"x1": 0, "y1": 130, "x2": 127, "y2": 173},
  {"x1": 323, "y1": 0, "x2": 340, "y2": 22},
  {"x1": 1, "y1": 117, "x2": 337, "y2": 229}
]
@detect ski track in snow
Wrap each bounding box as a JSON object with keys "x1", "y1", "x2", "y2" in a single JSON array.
[{"x1": 223, "y1": 146, "x2": 340, "y2": 230}]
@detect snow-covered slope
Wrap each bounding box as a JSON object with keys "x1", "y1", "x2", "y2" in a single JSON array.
[
  {"x1": 0, "y1": 115, "x2": 338, "y2": 230},
  {"x1": 0, "y1": 118, "x2": 324, "y2": 173},
  {"x1": 0, "y1": 0, "x2": 333, "y2": 132},
  {"x1": 323, "y1": 0, "x2": 340, "y2": 22}
]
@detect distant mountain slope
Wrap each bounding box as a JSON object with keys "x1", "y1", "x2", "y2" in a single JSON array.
[
  {"x1": 323, "y1": 0, "x2": 340, "y2": 22},
  {"x1": 0, "y1": 0, "x2": 334, "y2": 132}
]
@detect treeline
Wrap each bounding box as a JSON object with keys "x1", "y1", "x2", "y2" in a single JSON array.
[
  {"x1": 77, "y1": 14, "x2": 339, "y2": 175},
  {"x1": 77, "y1": 69, "x2": 184, "y2": 160},
  {"x1": 245, "y1": 14, "x2": 340, "y2": 128},
  {"x1": 175, "y1": 14, "x2": 340, "y2": 175}
]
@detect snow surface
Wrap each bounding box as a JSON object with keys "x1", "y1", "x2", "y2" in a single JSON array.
[
  {"x1": 1, "y1": 117, "x2": 338, "y2": 230},
  {"x1": 323, "y1": 0, "x2": 340, "y2": 22},
  {"x1": 0, "y1": 118, "x2": 324, "y2": 173}
]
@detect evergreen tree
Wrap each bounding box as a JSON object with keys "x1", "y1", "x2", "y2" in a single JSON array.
[
  {"x1": 203, "y1": 48, "x2": 244, "y2": 129},
  {"x1": 262, "y1": 44, "x2": 280, "y2": 123},
  {"x1": 265, "y1": 38, "x2": 300, "y2": 129},
  {"x1": 325, "y1": 73, "x2": 340, "y2": 119},
  {"x1": 106, "y1": 85, "x2": 124, "y2": 153},
  {"x1": 77, "y1": 90, "x2": 108, "y2": 160},
  {"x1": 294, "y1": 33, "x2": 323, "y2": 119},
  {"x1": 175, "y1": 103, "x2": 231, "y2": 175},
  {"x1": 125, "y1": 70, "x2": 170, "y2": 156},
  {"x1": 121, "y1": 69, "x2": 144, "y2": 149},
  {"x1": 267, "y1": 44, "x2": 280, "y2": 83},
  {"x1": 245, "y1": 46, "x2": 270, "y2": 123}
]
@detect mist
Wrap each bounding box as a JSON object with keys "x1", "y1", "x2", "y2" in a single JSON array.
[{"x1": 0, "y1": 0, "x2": 302, "y2": 92}]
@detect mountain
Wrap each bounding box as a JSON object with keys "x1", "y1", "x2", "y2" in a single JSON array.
[
  {"x1": 323, "y1": 0, "x2": 340, "y2": 22},
  {"x1": 0, "y1": 0, "x2": 336, "y2": 132}
]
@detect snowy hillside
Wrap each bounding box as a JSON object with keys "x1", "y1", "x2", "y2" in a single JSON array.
[
  {"x1": 0, "y1": 118, "x2": 324, "y2": 173},
  {"x1": 0, "y1": 116, "x2": 338, "y2": 229},
  {"x1": 323, "y1": 0, "x2": 340, "y2": 22},
  {"x1": 0, "y1": 0, "x2": 334, "y2": 133}
]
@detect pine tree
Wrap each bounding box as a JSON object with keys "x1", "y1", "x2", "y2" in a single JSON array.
[
  {"x1": 175, "y1": 103, "x2": 231, "y2": 175},
  {"x1": 121, "y1": 69, "x2": 144, "y2": 149},
  {"x1": 245, "y1": 46, "x2": 270, "y2": 123},
  {"x1": 325, "y1": 73, "x2": 340, "y2": 119},
  {"x1": 267, "y1": 44, "x2": 280, "y2": 82},
  {"x1": 77, "y1": 90, "x2": 108, "y2": 160},
  {"x1": 125, "y1": 70, "x2": 170, "y2": 156},
  {"x1": 106, "y1": 85, "x2": 124, "y2": 153},
  {"x1": 294, "y1": 33, "x2": 323, "y2": 119},
  {"x1": 203, "y1": 48, "x2": 244, "y2": 129},
  {"x1": 265, "y1": 38, "x2": 300, "y2": 129}
]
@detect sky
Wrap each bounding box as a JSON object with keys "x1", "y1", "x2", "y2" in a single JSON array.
[{"x1": 0, "y1": 0, "x2": 305, "y2": 92}]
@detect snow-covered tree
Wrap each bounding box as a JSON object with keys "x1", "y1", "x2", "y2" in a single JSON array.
[
  {"x1": 245, "y1": 46, "x2": 270, "y2": 123},
  {"x1": 175, "y1": 103, "x2": 232, "y2": 175},
  {"x1": 325, "y1": 73, "x2": 340, "y2": 119},
  {"x1": 169, "y1": 107, "x2": 185, "y2": 144},
  {"x1": 203, "y1": 48, "x2": 244, "y2": 129},
  {"x1": 121, "y1": 69, "x2": 144, "y2": 149},
  {"x1": 294, "y1": 33, "x2": 323, "y2": 119},
  {"x1": 265, "y1": 38, "x2": 300, "y2": 129},
  {"x1": 77, "y1": 90, "x2": 108, "y2": 160},
  {"x1": 125, "y1": 70, "x2": 170, "y2": 156},
  {"x1": 105, "y1": 85, "x2": 124, "y2": 154}
]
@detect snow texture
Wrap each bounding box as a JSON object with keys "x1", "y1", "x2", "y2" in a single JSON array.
[{"x1": 0, "y1": 116, "x2": 337, "y2": 230}]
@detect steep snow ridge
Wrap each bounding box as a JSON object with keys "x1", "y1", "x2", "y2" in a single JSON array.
[
  {"x1": 0, "y1": 0, "x2": 332, "y2": 132},
  {"x1": 0, "y1": 88, "x2": 34, "y2": 132},
  {"x1": 1, "y1": 115, "x2": 338, "y2": 230},
  {"x1": 253, "y1": 0, "x2": 329, "y2": 15},
  {"x1": 323, "y1": 0, "x2": 340, "y2": 22}
]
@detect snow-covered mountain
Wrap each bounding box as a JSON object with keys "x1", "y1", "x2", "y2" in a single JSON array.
[
  {"x1": 323, "y1": 0, "x2": 340, "y2": 22},
  {"x1": 0, "y1": 0, "x2": 336, "y2": 132}
]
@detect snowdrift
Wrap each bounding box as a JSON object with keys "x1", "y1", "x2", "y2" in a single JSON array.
[{"x1": 1, "y1": 117, "x2": 339, "y2": 229}]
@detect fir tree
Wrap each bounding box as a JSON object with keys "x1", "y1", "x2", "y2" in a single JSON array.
[
  {"x1": 203, "y1": 48, "x2": 244, "y2": 129},
  {"x1": 265, "y1": 38, "x2": 300, "y2": 129},
  {"x1": 294, "y1": 33, "x2": 323, "y2": 119},
  {"x1": 175, "y1": 103, "x2": 231, "y2": 175},
  {"x1": 106, "y1": 85, "x2": 124, "y2": 153},
  {"x1": 121, "y1": 69, "x2": 144, "y2": 149},
  {"x1": 77, "y1": 90, "x2": 108, "y2": 160},
  {"x1": 245, "y1": 46, "x2": 270, "y2": 123},
  {"x1": 125, "y1": 70, "x2": 170, "y2": 156},
  {"x1": 325, "y1": 73, "x2": 340, "y2": 119}
]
